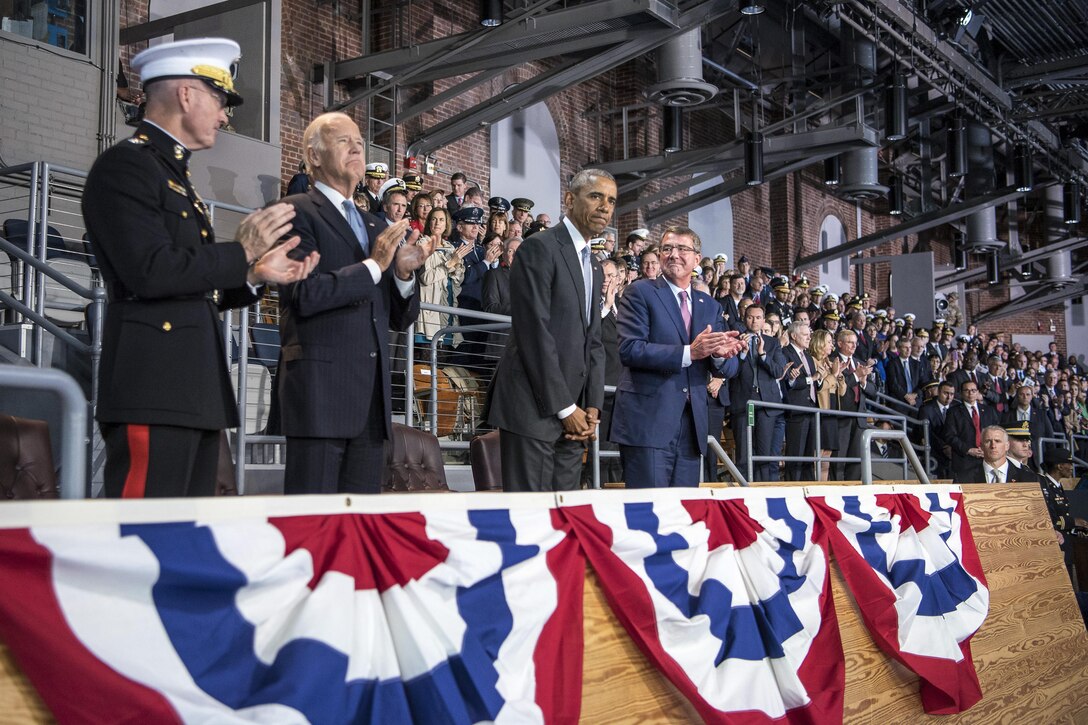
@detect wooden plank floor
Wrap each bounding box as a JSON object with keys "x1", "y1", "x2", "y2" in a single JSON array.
[{"x1": 2, "y1": 486, "x2": 1086, "y2": 723}]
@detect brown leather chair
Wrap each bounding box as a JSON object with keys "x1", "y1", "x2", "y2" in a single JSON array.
[
  {"x1": 469, "y1": 430, "x2": 502, "y2": 491},
  {"x1": 0, "y1": 414, "x2": 59, "y2": 500},
  {"x1": 382, "y1": 423, "x2": 448, "y2": 492}
]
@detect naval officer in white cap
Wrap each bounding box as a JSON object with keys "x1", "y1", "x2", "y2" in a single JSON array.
[{"x1": 82, "y1": 38, "x2": 319, "y2": 498}]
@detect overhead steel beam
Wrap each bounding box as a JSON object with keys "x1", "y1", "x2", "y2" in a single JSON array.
[
  {"x1": 329, "y1": 0, "x2": 566, "y2": 112},
  {"x1": 935, "y1": 234, "x2": 1088, "y2": 287},
  {"x1": 332, "y1": 0, "x2": 674, "y2": 82},
  {"x1": 609, "y1": 86, "x2": 874, "y2": 195},
  {"x1": 119, "y1": 0, "x2": 261, "y2": 45},
  {"x1": 645, "y1": 151, "x2": 851, "y2": 224},
  {"x1": 397, "y1": 68, "x2": 522, "y2": 125},
  {"x1": 974, "y1": 281, "x2": 1088, "y2": 324},
  {"x1": 405, "y1": 0, "x2": 733, "y2": 159},
  {"x1": 1004, "y1": 53, "x2": 1088, "y2": 87},
  {"x1": 617, "y1": 124, "x2": 876, "y2": 215},
  {"x1": 793, "y1": 185, "x2": 1040, "y2": 273}
]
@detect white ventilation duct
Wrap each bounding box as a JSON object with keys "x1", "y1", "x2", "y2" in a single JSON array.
[{"x1": 646, "y1": 29, "x2": 718, "y2": 106}]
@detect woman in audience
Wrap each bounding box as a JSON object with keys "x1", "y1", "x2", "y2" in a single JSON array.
[
  {"x1": 485, "y1": 212, "x2": 508, "y2": 244},
  {"x1": 810, "y1": 328, "x2": 845, "y2": 481},
  {"x1": 409, "y1": 193, "x2": 433, "y2": 234},
  {"x1": 417, "y1": 208, "x2": 470, "y2": 347},
  {"x1": 429, "y1": 189, "x2": 447, "y2": 209}
]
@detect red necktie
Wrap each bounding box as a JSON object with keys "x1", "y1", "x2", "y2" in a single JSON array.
[
  {"x1": 995, "y1": 379, "x2": 1004, "y2": 412},
  {"x1": 971, "y1": 406, "x2": 981, "y2": 447},
  {"x1": 848, "y1": 358, "x2": 860, "y2": 403}
]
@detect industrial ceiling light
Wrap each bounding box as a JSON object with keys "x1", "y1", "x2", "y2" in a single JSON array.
[
  {"x1": 954, "y1": 238, "x2": 968, "y2": 271},
  {"x1": 824, "y1": 156, "x2": 840, "y2": 186},
  {"x1": 663, "y1": 106, "x2": 682, "y2": 153},
  {"x1": 985, "y1": 251, "x2": 1000, "y2": 285},
  {"x1": 884, "y1": 72, "x2": 908, "y2": 142},
  {"x1": 888, "y1": 175, "x2": 905, "y2": 216},
  {"x1": 1013, "y1": 143, "x2": 1033, "y2": 193},
  {"x1": 740, "y1": 1, "x2": 765, "y2": 15},
  {"x1": 745, "y1": 131, "x2": 764, "y2": 186},
  {"x1": 1063, "y1": 181, "x2": 1082, "y2": 225},
  {"x1": 947, "y1": 111, "x2": 968, "y2": 178},
  {"x1": 480, "y1": 0, "x2": 502, "y2": 27}
]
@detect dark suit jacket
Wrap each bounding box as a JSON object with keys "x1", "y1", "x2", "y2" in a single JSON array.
[
  {"x1": 978, "y1": 372, "x2": 1010, "y2": 413},
  {"x1": 833, "y1": 354, "x2": 876, "y2": 413},
  {"x1": 1001, "y1": 405, "x2": 1055, "y2": 442},
  {"x1": 610, "y1": 278, "x2": 738, "y2": 452},
  {"x1": 918, "y1": 398, "x2": 952, "y2": 467},
  {"x1": 483, "y1": 264, "x2": 512, "y2": 351},
  {"x1": 729, "y1": 331, "x2": 787, "y2": 415},
  {"x1": 445, "y1": 193, "x2": 463, "y2": 217},
  {"x1": 487, "y1": 221, "x2": 604, "y2": 441},
  {"x1": 276, "y1": 188, "x2": 419, "y2": 440},
  {"x1": 781, "y1": 343, "x2": 818, "y2": 409},
  {"x1": 83, "y1": 121, "x2": 256, "y2": 430},
  {"x1": 720, "y1": 295, "x2": 746, "y2": 332},
  {"x1": 944, "y1": 401, "x2": 1000, "y2": 483},
  {"x1": 885, "y1": 354, "x2": 925, "y2": 403},
  {"x1": 958, "y1": 458, "x2": 1040, "y2": 485}
]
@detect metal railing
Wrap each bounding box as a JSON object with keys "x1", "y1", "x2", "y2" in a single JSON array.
[
  {"x1": 860, "y1": 429, "x2": 931, "y2": 485},
  {"x1": 0, "y1": 366, "x2": 88, "y2": 498},
  {"x1": 865, "y1": 393, "x2": 932, "y2": 474},
  {"x1": 742, "y1": 399, "x2": 914, "y2": 482}
]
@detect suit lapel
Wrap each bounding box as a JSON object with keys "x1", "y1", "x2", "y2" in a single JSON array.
[
  {"x1": 310, "y1": 189, "x2": 364, "y2": 259},
  {"x1": 554, "y1": 223, "x2": 588, "y2": 327},
  {"x1": 652, "y1": 278, "x2": 689, "y2": 342}
]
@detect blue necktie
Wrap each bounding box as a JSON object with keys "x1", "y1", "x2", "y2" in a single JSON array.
[
  {"x1": 342, "y1": 200, "x2": 369, "y2": 256},
  {"x1": 581, "y1": 245, "x2": 593, "y2": 324},
  {"x1": 904, "y1": 358, "x2": 912, "y2": 391}
]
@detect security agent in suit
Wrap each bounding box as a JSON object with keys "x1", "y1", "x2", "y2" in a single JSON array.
[
  {"x1": 885, "y1": 338, "x2": 925, "y2": 411},
  {"x1": 277, "y1": 112, "x2": 429, "y2": 494},
  {"x1": 83, "y1": 38, "x2": 317, "y2": 498},
  {"x1": 610, "y1": 228, "x2": 743, "y2": 488},
  {"x1": 486, "y1": 169, "x2": 612, "y2": 491},
  {"x1": 918, "y1": 381, "x2": 956, "y2": 478},
  {"x1": 830, "y1": 329, "x2": 876, "y2": 480},
  {"x1": 781, "y1": 321, "x2": 820, "y2": 481},
  {"x1": 729, "y1": 304, "x2": 787, "y2": 482},
  {"x1": 596, "y1": 257, "x2": 625, "y2": 484},
  {"x1": 1001, "y1": 381, "x2": 1055, "y2": 444},
  {"x1": 720, "y1": 273, "x2": 749, "y2": 332},
  {"x1": 482, "y1": 237, "x2": 520, "y2": 353},
  {"x1": 970, "y1": 425, "x2": 1040, "y2": 484},
  {"x1": 944, "y1": 380, "x2": 1000, "y2": 483}
]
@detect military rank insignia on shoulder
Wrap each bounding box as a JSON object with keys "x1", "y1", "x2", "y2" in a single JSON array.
[
  {"x1": 128, "y1": 134, "x2": 150, "y2": 145},
  {"x1": 167, "y1": 179, "x2": 188, "y2": 197}
]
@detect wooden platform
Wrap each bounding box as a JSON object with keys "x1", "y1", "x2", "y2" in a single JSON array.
[{"x1": 2, "y1": 485, "x2": 1086, "y2": 723}]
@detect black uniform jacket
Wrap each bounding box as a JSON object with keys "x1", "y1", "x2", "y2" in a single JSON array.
[{"x1": 83, "y1": 121, "x2": 256, "y2": 429}]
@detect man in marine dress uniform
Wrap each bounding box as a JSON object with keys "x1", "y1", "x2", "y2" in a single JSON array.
[{"x1": 83, "y1": 38, "x2": 317, "y2": 498}]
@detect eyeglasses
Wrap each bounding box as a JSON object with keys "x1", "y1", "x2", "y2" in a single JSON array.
[
  {"x1": 188, "y1": 84, "x2": 233, "y2": 117},
  {"x1": 660, "y1": 244, "x2": 697, "y2": 256}
]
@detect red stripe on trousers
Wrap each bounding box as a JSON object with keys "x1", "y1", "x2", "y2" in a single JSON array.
[{"x1": 122, "y1": 424, "x2": 150, "y2": 498}]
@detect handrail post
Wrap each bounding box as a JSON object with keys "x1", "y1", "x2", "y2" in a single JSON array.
[
  {"x1": 0, "y1": 367, "x2": 87, "y2": 498},
  {"x1": 746, "y1": 400, "x2": 754, "y2": 483},
  {"x1": 234, "y1": 306, "x2": 251, "y2": 495},
  {"x1": 813, "y1": 407, "x2": 822, "y2": 480},
  {"x1": 405, "y1": 323, "x2": 415, "y2": 427}
]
